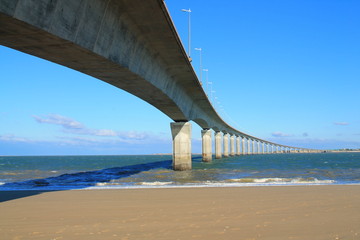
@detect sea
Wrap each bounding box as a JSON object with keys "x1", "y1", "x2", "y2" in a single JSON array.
[{"x1": 0, "y1": 152, "x2": 360, "y2": 191}]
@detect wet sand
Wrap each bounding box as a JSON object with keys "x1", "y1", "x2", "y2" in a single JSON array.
[{"x1": 1, "y1": 185, "x2": 360, "y2": 240}]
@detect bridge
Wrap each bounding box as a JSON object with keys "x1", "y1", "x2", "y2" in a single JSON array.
[{"x1": 0, "y1": 0, "x2": 320, "y2": 170}]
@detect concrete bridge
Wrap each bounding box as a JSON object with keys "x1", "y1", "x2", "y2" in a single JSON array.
[{"x1": 0, "y1": 0, "x2": 320, "y2": 170}]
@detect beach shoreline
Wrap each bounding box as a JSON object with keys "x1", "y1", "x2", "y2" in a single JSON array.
[{"x1": 1, "y1": 185, "x2": 359, "y2": 240}]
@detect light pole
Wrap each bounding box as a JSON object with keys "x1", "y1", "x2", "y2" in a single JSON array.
[
  {"x1": 215, "y1": 97, "x2": 219, "y2": 110},
  {"x1": 208, "y1": 81, "x2": 213, "y2": 103},
  {"x1": 181, "y1": 9, "x2": 191, "y2": 62},
  {"x1": 203, "y1": 68, "x2": 208, "y2": 94},
  {"x1": 194, "y1": 47, "x2": 202, "y2": 85},
  {"x1": 211, "y1": 90, "x2": 216, "y2": 105}
]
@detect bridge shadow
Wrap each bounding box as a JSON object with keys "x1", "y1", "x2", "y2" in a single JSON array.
[{"x1": 0, "y1": 159, "x2": 173, "y2": 202}]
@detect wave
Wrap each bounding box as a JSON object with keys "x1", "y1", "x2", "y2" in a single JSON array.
[
  {"x1": 0, "y1": 176, "x2": 339, "y2": 191},
  {"x1": 225, "y1": 177, "x2": 335, "y2": 184},
  {"x1": 88, "y1": 178, "x2": 338, "y2": 189},
  {"x1": 137, "y1": 181, "x2": 174, "y2": 186}
]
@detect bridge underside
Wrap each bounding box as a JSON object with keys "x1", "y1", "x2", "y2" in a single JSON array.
[
  {"x1": 0, "y1": 0, "x2": 318, "y2": 170},
  {"x1": 0, "y1": 0, "x2": 198, "y2": 122}
]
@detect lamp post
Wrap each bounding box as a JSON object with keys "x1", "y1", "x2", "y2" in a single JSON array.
[
  {"x1": 194, "y1": 47, "x2": 202, "y2": 85},
  {"x1": 208, "y1": 81, "x2": 213, "y2": 103},
  {"x1": 181, "y1": 9, "x2": 191, "y2": 62},
  {"x1": 215, "y1": 97, "x2": 220, "y2": 110},
  {"x1": 203, "y1": 68, "x2": 208, "y2": 95},
  {"x1": 211, "y1": 90, "x2": 216, "y2": 106}
]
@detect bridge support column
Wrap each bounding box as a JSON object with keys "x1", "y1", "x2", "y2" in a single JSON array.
[
  {"x1": 223, "y1": 133, "x2": 229, "y2": 157},
  {"x1": 252, "y1": 140, "x2": 255, "y2": 154},
  {"x1": 247, "y1": 138, "x2": 251, "y2": 154},
  {"x1": 241, "y1": 137, "x2": 245, "y2": 155},
  {"x1": 236, "y1": 136, "x2": 241, "y2": 155},
  {"x1": 201, "y1": 129, "x2": 212, "y2": 162},
  {"x1": 230, "y1": 135, "x2": 235, "y2": 156},
  {"x1": 170, "y1": 122, "x2": 192, "y2": 171},
  {"x1": 215, "y1": 131, "x2": 222, "y2": 159},
  {"x1": 265, "y1": 143, "x2": 269, "y2": 154}
]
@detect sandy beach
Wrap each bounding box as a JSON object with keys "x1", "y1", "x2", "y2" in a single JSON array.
[{"x1": 1, "y1": 185, "x2": 360, "y2": 240}]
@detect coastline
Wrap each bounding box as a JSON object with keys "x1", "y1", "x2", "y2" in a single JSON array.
[
  {"x1": 2, "y1": 179, "x2": 358, "y2": 191},
  {"x1": 1, "y1": 185, "x2": 359, "y2": 239}
]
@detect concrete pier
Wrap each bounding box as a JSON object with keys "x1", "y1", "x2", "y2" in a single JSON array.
[
  {"x1": 266, "y1": 144, "x2": 268, "y2": 154},
  {"x1": 247, "y1": 138, "x2": 251, "y2": 154},
  {"x1": 215, "y1": 131, "x2": 222, "y2": 159},
  {"x1": 262, "y1": 142, "x2": 265, "y2": 154},
  {"x1": 236, "y1": 136, "x2": 241, "y2": 155},
  {"x1": 223, "y1": 133, "x2": 229, "y2": 157},
  {"x1": 171, "y1": 122, "x2": 192, "y2": 171},
  {"x1": 241, "y1": 137, "x2": 245, "y2": 155},
  {"x1": 201, "y1": 129, "x2": 212, "y2": 162},
  {"x1": 230, "y1": 135, "x2": 235, "y2": 156},
  {"x1": 252, "y1": 140, "x2": 256, "y2": 154}
]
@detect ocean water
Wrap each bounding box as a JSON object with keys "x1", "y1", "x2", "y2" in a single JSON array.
[{"x1": 0, "y1": 153, "x2": 359, "y2": 190}]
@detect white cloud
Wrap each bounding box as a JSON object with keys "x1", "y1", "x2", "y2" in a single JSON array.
[
  {"x1": 118, "y1": 131, "x2": 149, "y2": 140},
  {"x1": 271, "y1": 132, "x2": 293, "y2": 137},
  {"x1": 94, "y1": 129, "x2": 118, "y2": 136},
  {"x1": 2, "y1": 113, "x2": 171, "y2": 156},
  {"x1": 0, "y1": 134, "x2": 33, "y2": 143},
  {"x1": 334, "y1": 122, "x2": 349, "y2": 126},
  {"x1": 33, "y1": 114, "x2": 84, "y2": 129},
  {"x1": 33, "y1": 114, "x2": 160, "y2": 142},
  {"x1": 56, "y1": 134, "x2": 153, "y2": 145}
]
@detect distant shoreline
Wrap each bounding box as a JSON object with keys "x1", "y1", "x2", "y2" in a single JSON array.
[
  {"x1": 329, "y1": 150, "x2": 360, "y2": 153},
  {"x1": 1, "y1": 151, "x2": 359, "y2": 157}
]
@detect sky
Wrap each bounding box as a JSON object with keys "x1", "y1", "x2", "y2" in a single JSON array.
[{"x1": 0, "y1": 0, "x2": 359, "y2": 155}]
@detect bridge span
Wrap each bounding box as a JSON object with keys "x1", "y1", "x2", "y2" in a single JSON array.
[{"x1": 0, "y1": 0, "x2": 320, "y2": 170}]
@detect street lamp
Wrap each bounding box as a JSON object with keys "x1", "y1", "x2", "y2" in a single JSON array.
[
  {"x1": 194, "y1": 48, "x2": 202, "y2": 85},
  {"x1": 211, "y1": 88, "x2": 216, "y2": 100},
  {"x1": 181, "y1": 9, "x2": 192, "y2": 62},
  {"x1": 203, "y1": 68, "x2": 209, "y2": 95},
  {"x1": 215, "y1": 97, "x2": 220, "y2": 111},
  {"x1": 208, "y1": 82, "x2": 213, "y2": 103}
]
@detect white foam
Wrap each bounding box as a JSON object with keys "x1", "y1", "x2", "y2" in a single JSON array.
[
  {"x1": 95, "y1": 182, "x2": 123, "y2": 186},
  {"x1": 96, "y1": 182, "x2": 109, "y2": 186},
  {"x1": 138, "y1": 181, "x2": 173, "y2": 186},
  {"x1": 227, "y1": 177, "x2": 335, "y2": 185}
]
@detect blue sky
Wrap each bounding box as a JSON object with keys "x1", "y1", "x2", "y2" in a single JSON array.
[{"x1": 1, "y1": 0, "x2": 359, "y2": 155}]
